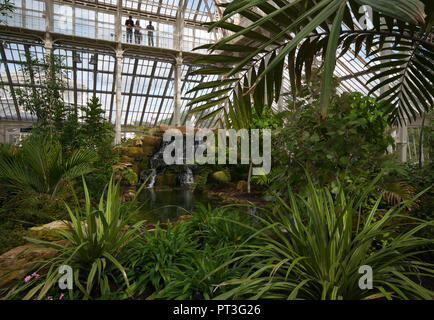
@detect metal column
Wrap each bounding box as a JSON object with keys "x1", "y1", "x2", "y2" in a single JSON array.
[
  {"x1": 173, "y1": 54, "x2": 183, "y2": 127},
  {"x1": 114, "y1": 47, "x2": 123, "y2": 144}
]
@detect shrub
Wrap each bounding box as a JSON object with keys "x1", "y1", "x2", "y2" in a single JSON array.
[
  {"x1": 178, "y1": 203, "x2": 257, "y2": 248},
  {"x1": 214, "y1": 176, "x2": 434, "y2": 300},
  {"x1": 125, "y1": 204, "x2": 258, "y2": 299},
  {"x1": 126, "y1": 224, "x2": 198, "y2": 296},
  {"x1": 156, "y1": 242, "x2": 244, "y2": 300},
  {"x1": 270, "y1": 92, "x2": 394, "y2": 192},
  {"x1": 0, "y1": 136, "x2": 97, "y2": 199},
  {"x1": 4, "y1": 176, "x2": 145, "y2": 300}
]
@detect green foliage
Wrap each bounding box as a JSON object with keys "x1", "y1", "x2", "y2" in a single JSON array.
[
  {"x1": 80, "y1": 165, "x2": 114, "y2": 199},
  {"x1": 396, "y1": 163, "x2": 434, "y2": 238},
  {"x1": 270, "y1": 92, "x2": 395, "y2": 191},
  {"x1": 14, "y1": 53, "x2": 71, "y2": 143},
  {"x1": 188, "y1": 0, "x2": 432, "y2": 125},
  {"x1": 114, "y1": 166, "x2": 138, "y2": 186},
  {"x1": 125, "y1": 204, "x2": 256, "y2": 299},
  {"x1": 0, "y1": 216, "x2": 26, "y2": 255},
  {"x1": 56, "y1": 96, "x2": 114, "y2": 159},
  {"x1": 251, "y1": 105, "x2": 283, "y2": 130},
  {"x1": 179, "y1": 204, "x2": 256, "y2": 248},
  {"x1": 214, "y1": 175, "x2": 434, "y2": 300},
  {"x1": 5, "y1": 177, "x2": 145, "y2": 300},
  {"x1": 0, "y1": 136, "x2": 97, "y2": 199},
  {"x1": 127, "y1": 224, "x2": 198, "y2": 294},
  {"x1": 78, "y1": 96, "x2": 114, "y2": 162},
  {"x1": 423, "y1": 111, "x2": 434, "y2": 160},
  {"x1": 0, "y1": 180, "x2": 74, "y2": 255},
  {"x1": 251, "y1": 174, "x2": 270, "y2": 187},
  {"x1": 14, "y1": 53, "x2": 114, "y2": 158},
  {"x1": 193, "y1": 167, "x2": 213, "y2": 190},
  {"x1": 157, "y1": 243, "x2": 243, "y2": 300}
]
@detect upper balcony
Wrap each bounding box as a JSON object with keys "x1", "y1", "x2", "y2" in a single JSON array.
[{"x1": 0, "y1": 0, "x2": 218, "y2": 55}]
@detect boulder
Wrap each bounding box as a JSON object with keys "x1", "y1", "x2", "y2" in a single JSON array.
[
  {"x1": 174, "y1": 126, "x2": 202, "y2": 135},
  {"x1": 236, "y1": 180, "x2": 248, "y2": 192},
  {"x1": 121, "y1": 154, "x2": 135, "y2": 162},
  {"x1": 141, "y1": 136, "x2": 162, "y2": 149},
  {"x1": 121, "y1": 188, "x2": 137, "y2": 202},
  {"x1": 211, "y1": 171, "x2": 231, "y2": 184},
  {"x1": 158, "y1": 124, "x2": 174, "y2": 132},
  {"x1": 0, "y1": 242, "x2": 61, "y2": 288},
  {"x1": 155, "y1": 173, "x2": 177, "y2": 188},
  {"x1": 113, "y1": 162, "x2": 134, "y2": 169},
  {"x1": 127, "y1": 147, "x2": 145, "y2": 159},
  {"x1": 142, "y1": 145, "x2": 156, "y2": 157},
  {"x1": 114, "y1": 146, "x2": 130, "y2": 155},
  {"x1": 27, "y1": 220, "x2": 70, "y2": 241}
]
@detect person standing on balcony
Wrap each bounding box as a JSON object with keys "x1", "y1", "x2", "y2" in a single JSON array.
[
  {"x1": 125, "y1": 16, "x2": 134, "y2": 43},
  {"x1": 146, "y1": 21, "x2": 155, "y2": 46},
  {"x1": 134, "y1": 20, "x2": 142, "y2": 44}
]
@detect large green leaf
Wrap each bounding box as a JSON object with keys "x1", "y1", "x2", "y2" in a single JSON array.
[
  {"x1": 320, "y1": 1, "x2": 347, "y2": 118},
  {"x1": 187, "y1": 0, "x2": 432, "y2": 127}
]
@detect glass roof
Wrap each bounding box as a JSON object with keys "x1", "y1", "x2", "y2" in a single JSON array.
[
  {"x1": 0, "y1": 38, "x2": 220, "y2": 127},
  {"x1": 0, "y1": 0, "x2": 380, "y2": 128}
]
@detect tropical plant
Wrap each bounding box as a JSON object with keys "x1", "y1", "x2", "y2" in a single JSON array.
[
  {"x1": 114, "y1": 166, "x2": 138, "y2": 186},
  {"x1": 179, "y1": 203, "x2": 257, "y2": 248},
  {"x1": 212, "y1": 175, "x2": 434, "y2": 300},
  {"x1": 4, "y1": 176, "x2": 145, "y2": 300},
  {"x1": 14, "y1": 53, "x2": 71, "y2": 142},
  {"x1": 270, "y1": 92, "x2": 394, "y2": 192},
  {"x1": 188, "y1": 0, "x2": 433, "y2": 126},
  {"x1": 218, "y1": 92, "x2": 281, "y2": 192},
  {"x1": 0, "y1": 136, "x2": 97, "y2": 199},
  {"x1": 14, "y1": 52, "x2": 114, "y2": 156},
  {"x1": 156, "y1": 242, "x2": 244, "y2": 300},
  {"x1": 126, "y1": 204, "x2": 256, "y2": 300},
  {"x1": 396, "y1": 162, "x2": 434, "y2": 239},
  {"x1": 78, "y1": 96, "x2": 114, "y2": 161},
  {"x1": 126, "y1": 223, "x2": 198, "y2": 296}
]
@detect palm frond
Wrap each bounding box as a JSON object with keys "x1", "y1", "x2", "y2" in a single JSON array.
[{"x1": 187, "y1": 0, "x2": 432, "y2": 125}]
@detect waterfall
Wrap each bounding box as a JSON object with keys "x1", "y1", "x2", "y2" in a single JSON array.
[
  {"x1": 137, "y1": 168, "x2": 157, "y2": 188},
  {"x1": 137, "y1": 136, "x2": 201, "y2": 189},
  {"x1": 179, "y1": 167, "x2": 194, "y2": 187}
]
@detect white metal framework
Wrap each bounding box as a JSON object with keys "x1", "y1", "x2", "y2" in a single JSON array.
[{"x1": 0, "y1": 0, "x2": 388, "y2": 138}]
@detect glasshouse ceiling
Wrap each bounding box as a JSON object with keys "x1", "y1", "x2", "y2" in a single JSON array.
[{"x1": 0, "y1": 0, "x2": 380, "y2": 128}]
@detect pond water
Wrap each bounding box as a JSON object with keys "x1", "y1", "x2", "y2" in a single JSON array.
[{"x1": 135, "y1": 188, "x2": 217, "y2": 223}]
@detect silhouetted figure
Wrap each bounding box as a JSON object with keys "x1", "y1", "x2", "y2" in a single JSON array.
[
  {"x1": 134, "y1": 20, "x2": 142, "y2": 44},
  {"x1": 125, "y1": 16, "x2": 134, "y2": 43},
  {"x1": 146, "y1": 21, "x2": 155, "y2": 46}
]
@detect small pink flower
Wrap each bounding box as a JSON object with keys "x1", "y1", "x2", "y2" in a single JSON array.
[
  {"x1": 47, "y1": 296, "x2": 53, "y2": 300},
  {"x1": 59, "y1": 293, "x2": 64, "y2": 300},
  {"x1": 31, "y1": 272, "x2": 40, "y2": 279},
  {"x1": 24, "y1": 275, "x2": 32, "y2": 283}
]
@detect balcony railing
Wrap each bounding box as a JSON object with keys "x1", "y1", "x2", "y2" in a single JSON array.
[
  {"x1": 0, "y1": 13, "x2": 212, "y2": 53},
  {"x1": 121, "y1": 26, "x2": 173, "y2": 49}
]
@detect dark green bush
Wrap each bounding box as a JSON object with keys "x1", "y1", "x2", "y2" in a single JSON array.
[{"x1": 270, "y1": 92, "x2": 394, "y2": 192}]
